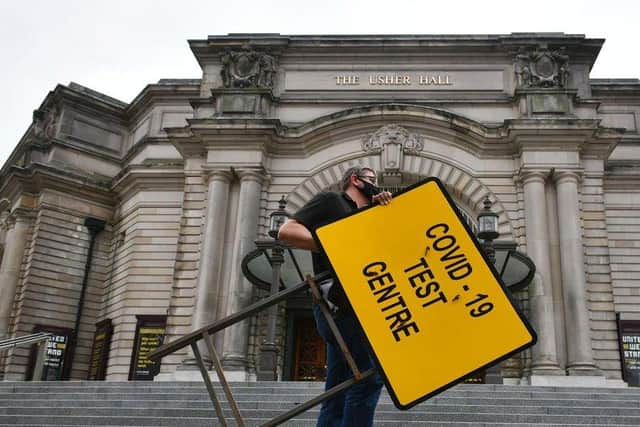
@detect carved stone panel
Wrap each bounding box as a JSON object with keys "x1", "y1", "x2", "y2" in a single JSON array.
[
  {"x1": 32, "y1": 103, "x2": 60, "y2": 140},
  {"x1": 220, "y1": 45, "x2": 278, "y2": 89},
  {"x1": 514, "y1": 48, "x2": 570, "y2": 89},
  {"x1": 362, "y1": 124, "x2": 423, "y2": 184}
]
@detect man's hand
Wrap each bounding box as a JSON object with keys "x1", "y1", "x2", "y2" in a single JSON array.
[{"x1": 372, "y1": 191, "x2": 393, "y2": 205}]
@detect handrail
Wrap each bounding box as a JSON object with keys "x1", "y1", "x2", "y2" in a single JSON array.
[
  {"x1": 1, "y1": 332, "x2": 53, "y2": 381},
  {"x1": 149, "y1": 271, "x2": 330, "y2": 361},
  {"x1": 147, "y1": 272, "x2": 375, "y2": 427},
  {"x1": 0, "y1": 332, "x2": 53, "y2": 351}
]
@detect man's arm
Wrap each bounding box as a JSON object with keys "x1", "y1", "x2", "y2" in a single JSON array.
[{"x1": 278, "y1": 218, "x2": 319, "y2": 252}]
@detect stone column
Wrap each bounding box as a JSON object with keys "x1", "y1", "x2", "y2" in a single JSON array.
[
  {"x1": 0, "y1": 212, "x2": 31, "y2": 338},
  {"x1": 554, "y1": 171, "x2": 600, "y2": 375},
  {"x1": 191, "y1": 170, "x2": 233, "y2": 338},
  {"x1": 520, "y1": 170, "x2": 564, "y2": 376},
  {"x1": 545, "y1": 180, "x2": 567, "y2": 370},
  {"x1": 222, "y1": 169, "x2": 264, "y2": 373}
]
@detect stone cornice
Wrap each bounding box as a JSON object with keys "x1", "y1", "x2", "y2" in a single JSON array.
[
  {"x1": 167, "y1": 103, "x2": 624, "y2": 163},
  {"x1": 507, "y1": 118, "x2": 621, "y2": 159},
  {"x1": 126, "y1": 82, "x2": 200, "y2": 124},
  {"x1": 591, "y1": 79, "x2": 640, "y2": 101},
  {"x1": 55, "y1": 83, "x2": 128, "y2": 122},
  {"x1": 111, "y1": 164, "x2": 185, "y2": 197},
  {"x1": 190, "y1": 33, "x2": 603, "y2": 74},
  {"x1": 1, "y1": 84, "x2": 127, "y2": 176},
  {"x1": 0, "y1": 163, "x2": 113, "y2": 207},
  {"x1": 179, "y1": 104, "x2": 516, "y2": 158}
]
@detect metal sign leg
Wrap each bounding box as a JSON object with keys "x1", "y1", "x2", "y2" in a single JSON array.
[
  {"x1": 190, "y1": 343, "x2": 227, "y2": 426},
  {"x1": 306, "y1": 276, "x2": 362, "y2": 380},
  {"x1": 202, "y1": 330, "x2": 245, "y2": 427}
]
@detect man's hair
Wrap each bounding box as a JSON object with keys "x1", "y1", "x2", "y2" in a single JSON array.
[{"x1": 341, "y1": 166, "x2": 376, "y2": 191}]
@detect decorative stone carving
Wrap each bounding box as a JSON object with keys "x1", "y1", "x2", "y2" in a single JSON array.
[
  {"x1": 32, "y1": 103, "x2": 60, "y2": 139},
  {"x1": 514, "y1": 48, "x2": 570, "y2": 89},
  {"x1": 220, "y1": 45, "x2": 278, "y2": 89},
  {"x1": 362, "y1": 125, "x2": 423, "y2": 185},
  {"x1": 362, "y1": 124, "x2": 423, "y2": 156}
]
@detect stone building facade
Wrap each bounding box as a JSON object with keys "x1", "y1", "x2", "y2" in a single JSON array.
[{"x1": 0, "y1": 34, "x2": 639, "y2": 386}]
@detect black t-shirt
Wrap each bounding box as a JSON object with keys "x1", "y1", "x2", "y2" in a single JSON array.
[{"x1": 293, "y1": 191, "x2": 358, "y2": 309}]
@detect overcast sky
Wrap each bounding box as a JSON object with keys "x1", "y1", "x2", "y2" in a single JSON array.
[{"x1": 1, "y1": 0, "x2": 638, "y2": 167}]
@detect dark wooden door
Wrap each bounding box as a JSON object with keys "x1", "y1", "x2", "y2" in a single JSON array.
[{"x1": 293, "y1": 317, "x2": 326, "y2": 381}]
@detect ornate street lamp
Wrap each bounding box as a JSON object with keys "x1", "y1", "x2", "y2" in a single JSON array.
[
  {"x1": 257, "y1": 196, "x2": 290, "y2": 380},
  {"x1": 268, "y1": 196, "x2": 289, "y2": 238},
  {"x1": 477, "y1": 196, "x2": 499, "y2": 265},
  {"x1": 476, "y1": 196, "x2": 500, "y2": 384}
]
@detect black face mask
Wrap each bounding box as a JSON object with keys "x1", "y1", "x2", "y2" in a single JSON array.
[{"x1": 358, "y1": 180, "x2": 381, "y2": 201}]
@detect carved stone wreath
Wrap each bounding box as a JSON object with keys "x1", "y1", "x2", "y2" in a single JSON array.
[{"x1": 220, "y1": 44, "x2": 277, "y2": 89}]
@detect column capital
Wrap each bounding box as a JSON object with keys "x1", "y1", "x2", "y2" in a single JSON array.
[
  {"x1": 3, "y1": 208, "x2": 34, "y2": 230},
  {"x1": 517, "y1": 168, "x2": 551, "y2": 185},
  {"x1": 2, "y1": 215, "x2": 14, "y2": 231},
  {"x1": 552, "y1": 169, "x2": 583, "y2": 185},
  {"x1": 202, "y1": 167, "x2": 234, "y2": 184},
  {"x1": 235, "y1": 168, "x2": 266, "y2": 184}
]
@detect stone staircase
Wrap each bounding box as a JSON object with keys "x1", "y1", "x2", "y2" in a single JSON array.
[{"x1": 0, "y1": 381, "x2": 639, "y2": 426}]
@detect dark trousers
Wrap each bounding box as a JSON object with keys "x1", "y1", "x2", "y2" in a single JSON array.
[{"x1": 312, "y1": 304, "x2": 383, "y2": 427}]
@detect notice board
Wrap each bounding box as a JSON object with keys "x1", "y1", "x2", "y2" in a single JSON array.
[
  {"x1": 88, "y1": 319, "x2": 113, "y2": 380},
  {"x1": 129, "y1": 315, "x2": 166, "y2": 380},
  {"x1": 314, "y1": 178, "x2": 536, "y2": 409},
  {"x1": 28, "y1": 325, "x2": 73, "y2": 381},
  {"x1": 617, "y1": 316, "x2": 640, "y2": 386}
]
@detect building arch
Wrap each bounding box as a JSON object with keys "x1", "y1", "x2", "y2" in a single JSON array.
[{"x1": 286, "y1": 154, "x2": 514, "y2": 240}]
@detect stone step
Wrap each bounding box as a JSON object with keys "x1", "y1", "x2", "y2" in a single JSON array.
[
  {"x1": 2, "y1": 391, "x2": 639, "y2": 404},
  {"x1": 2, "y1": 423, "x2": 639, "y2": 427},
  {"x1": 2, "y1": 381, "x2": 639, "y2": 426},
  {"x1": 1, "y1": 412, "x2": 640, "y2": 425},
  {"x1": 1, "y1": 396, "x2": 638, "y2": 409},
  {"x1": 1, "y1": 403, "x2": 640, "y2": 417},
  {"x1": 1, "y1": 382, "x2": 638, "y2": 394}
]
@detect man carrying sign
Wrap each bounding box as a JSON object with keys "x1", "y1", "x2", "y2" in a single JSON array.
[{"x1": 278, "y1": 166, "x2": 392, "y2": 427}]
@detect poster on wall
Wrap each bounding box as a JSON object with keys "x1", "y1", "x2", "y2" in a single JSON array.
[
  {"x1": 88, "y1": 319, "x2": 113, "y2": 380},
  {"x1": 618, "y1": 317, "x2": 640, "y2": 386},
  {"x1": 28, "y1": 326, "x2": 72, "y2": 381},
  {"x1": 129, "y1": 315, "x2": 167, "y2": 381}
]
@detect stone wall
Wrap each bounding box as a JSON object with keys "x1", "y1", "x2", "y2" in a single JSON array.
[
  {"x1": 1, "y1": 191, "x2": 111, "y2": 380},
  {"x1": 605, "y1": 190, "x2": 640, "y2": 317},
  {"x1": 105, "y1": 187, "x2": 182, "y2": 380}
]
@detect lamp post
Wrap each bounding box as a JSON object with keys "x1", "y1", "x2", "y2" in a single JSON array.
[
  {"x1": 476, "y1": 196, "x2": 502, "y2": 384},
  {"x1": 257, "y1": 196, "x2": 289, "y2": 380}
]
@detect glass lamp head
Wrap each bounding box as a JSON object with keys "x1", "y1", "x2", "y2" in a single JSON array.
[
  {"x1": 477, "y1": 196, "x2": 499, "y2": 241},
  {"x1": 268, "y1": 196, "x2": 289, "y2": 238}
]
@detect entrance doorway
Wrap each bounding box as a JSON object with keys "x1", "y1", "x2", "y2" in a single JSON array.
[
  {"x1": 284, "y1": 308, "x2": 326, "y2": 381},
  {"x1": 292, "y1": 316, "x2": 326, "y2": 381}
]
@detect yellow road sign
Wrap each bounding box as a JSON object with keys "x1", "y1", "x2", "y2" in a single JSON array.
[{"x1": 314, "y1": 178, "x2": 536, "y2": 409}]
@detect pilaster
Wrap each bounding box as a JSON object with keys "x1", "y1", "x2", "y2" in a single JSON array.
[
  {"x1": 519, "y1": 169, "x2": 564, "y2": 376},
  {"x1": 553, "y1": 170, "x2": 601, "y2": 376},
  {"x1": 221, "y1": 168, "x2": 266, "y2": 374},
  {"x1": 0, "y1": 209, "x2": 33, "y2": 339}
]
